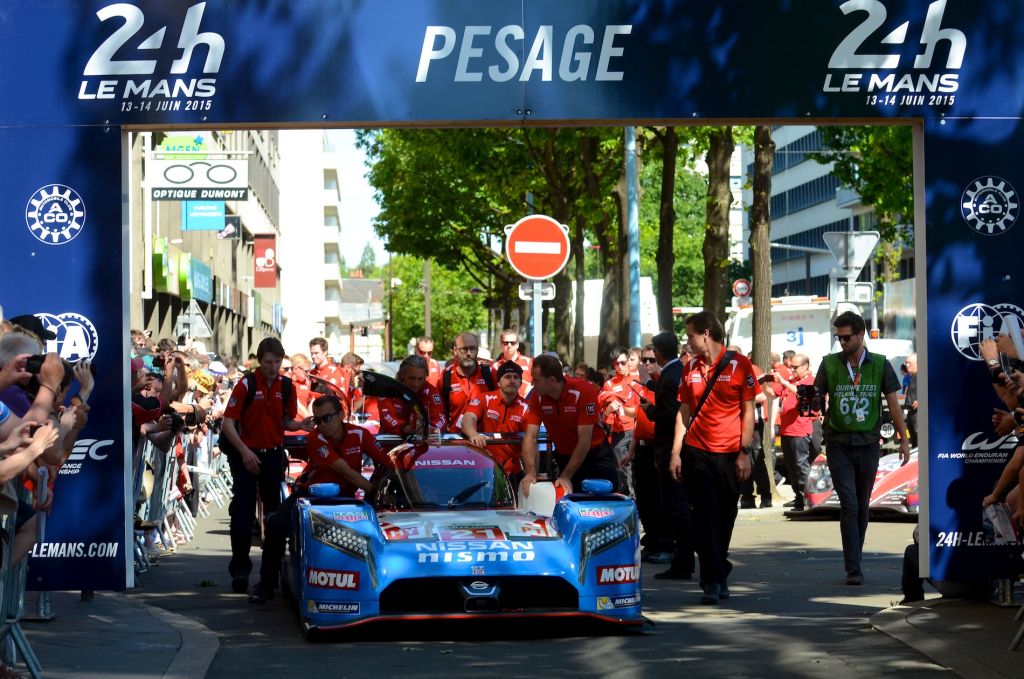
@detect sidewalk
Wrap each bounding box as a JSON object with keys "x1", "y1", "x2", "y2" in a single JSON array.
[
  {"x1": 872, "y1": 597, "x2": 1022, "y2": 679},
  {"x1": 20, "y1": 590, "x2": 218, "y2": 678}
]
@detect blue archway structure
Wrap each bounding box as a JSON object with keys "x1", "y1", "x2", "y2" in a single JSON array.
[{"x1": 1, "y1": 0, "x2": 1021, "y2": 589}]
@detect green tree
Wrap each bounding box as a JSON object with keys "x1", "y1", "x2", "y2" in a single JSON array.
[
  {"x1": 388, "y1": 254, "x2": 488, "y2": 355},
  {"x1": 357, "y1": 243, "x2": 377, "y2": 276}
]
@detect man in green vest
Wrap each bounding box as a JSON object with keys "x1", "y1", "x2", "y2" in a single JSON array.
[{"x1": 814, "y1": 311, "x2": 910, "y2": 586}]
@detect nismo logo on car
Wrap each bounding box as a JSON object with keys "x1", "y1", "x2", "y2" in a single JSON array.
[
  {"x1": 415, "y1": 541, "x2": 535, "y2": 563},
  {"x1": 416, "y1": 24, "x2": 632, "y2": 83}
]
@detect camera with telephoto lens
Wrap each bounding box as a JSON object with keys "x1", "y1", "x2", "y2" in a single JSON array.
[
  {"x1": 24, "y1": 355, "x2": 45, "y2": 374},
  {"x1": 796, "y1": 384, "x2": 820, "y2": 417}
]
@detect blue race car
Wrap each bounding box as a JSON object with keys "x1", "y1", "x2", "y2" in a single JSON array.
[{"x1": 283, "y1": 440, "x2": 643, "y2": 635}]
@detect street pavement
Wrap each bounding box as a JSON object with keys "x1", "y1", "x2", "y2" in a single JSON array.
[{"x1": 20, "y1": 497, "x2": 1024, "y2": 678}]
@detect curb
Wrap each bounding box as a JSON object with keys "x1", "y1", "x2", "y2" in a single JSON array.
[
  {"x1": 870, "y1": 599, "x2": 1014, "y2": 679},
  {"x1": 100, "y1": 592, "x2": 220, "y2": 679}
]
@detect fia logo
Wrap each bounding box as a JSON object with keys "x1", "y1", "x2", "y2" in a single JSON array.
[
  {"x1": 84, "y1": 3, "x2": 223, "y2": 77},
  {"x1": 961, "y1": 177, "x2": 1018, "y2": 235},
  {"x1": 950, "y1": 303, "x2": 1024, "y2": 360},
  {"x1": 25, "y1": 185, "x2": 86, "y2": 245},
  {"x1": 34, "y1": 312, "x2": 100, "y2": 362}
]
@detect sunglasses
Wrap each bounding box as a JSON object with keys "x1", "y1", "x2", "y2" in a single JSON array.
[
  {"x1": 834, "y1": 333, "x2": 858, "y2": 343},
  {"x1": 641, "y1": 357, "x2": 657, "y2": 363},
  {"x1": 312, "y1": 411, "x2": 340, "y2": 426},
  {"x1": 501, "y1": 340, "x2": 518, "y2": 345},
  {"x1": 615, "y1": 360, "x2": 628, "y2": 365},
  {"x1": 418, "y1": 350, "x2": 432, "y2": 357}
]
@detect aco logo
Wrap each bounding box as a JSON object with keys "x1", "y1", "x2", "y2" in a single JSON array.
[
  {"x1": 34, "y1": 313, "x2": 100, "y2": 362},
  {"x1": 25, "y1": 185, "x2": 86, "y2": 245},
  {"x1": 949, "y1": 303, "x2": 1024, "y2": 361},
  {"x1": 961, "y1": 176, "x2": 1018, "y2": 235}
]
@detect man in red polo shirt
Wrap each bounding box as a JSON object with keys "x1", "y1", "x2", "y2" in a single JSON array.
[
  {"x1": 671, "y1": 311, "x2": 756, "y2": 605},
  {"x1": 602, "y1": 346, "x2": 640, "y2": 494},
  {"x1": 220, "y1": 337, "x2": 307, "y2": 595},
  {"x1": 461, "y1": 361, "x2": 539, "y2": 487},
  {"x1": 248, "y1": 393, "x2": 387, "y2": 603},
  {"x1": 415, "y1": 336, "x2": 443, "y2": 388},
  {"x1": 378, "y1": 355, "x2": 445, "y2": 437},
  {"x1": 524, "y1": 354, "x2": 619, "y2": 495},
  {"x1": 440, "y1": 332, "x2": 495, "y2": 433},
  {"x1": 309, "y1": 337, "x2": 349, "y2": 407},
  {"x1": 772, "y1": 353, "x2": 817, "y2": 511},
  {"x1": 497, "y1": 329, "x2": 532, "y2": 396}
]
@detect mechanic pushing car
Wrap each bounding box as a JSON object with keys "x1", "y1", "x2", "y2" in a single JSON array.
[
  {"x1": 461, "y1": 360, "x2": 539, "y2": 492},
  {"x1": 248, "y1": 393, "x2": 388, "y2": 604},
  {"x1": 524, "y1": 354, "x2": 619, "y2": 495},
  {"x1": 219, "y1": 337, "x2": 308, "y2": 597},
  {"x1": 378, "y1": 355, "x2": 445, "y2": 437}
]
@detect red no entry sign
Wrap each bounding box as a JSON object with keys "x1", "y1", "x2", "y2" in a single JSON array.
[{"x1": 505, "y1": 215, "x2": 571, "y2": 280}]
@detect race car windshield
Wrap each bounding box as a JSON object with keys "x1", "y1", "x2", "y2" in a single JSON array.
[{"x1": 371, "y1": 447, "x2": 515, "y2": 511}]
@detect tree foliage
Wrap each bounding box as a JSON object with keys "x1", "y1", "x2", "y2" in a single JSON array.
[{"x1": 809, "y1": 126, "x2": 914, "y2": 247}]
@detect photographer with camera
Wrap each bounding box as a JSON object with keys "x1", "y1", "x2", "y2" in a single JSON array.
[
  {"x1": 771, "y1": 353, "x2": 818, "y2": 512},
  {"x1": 814, "y1": 312, "x2": 909, "y2": 586}
]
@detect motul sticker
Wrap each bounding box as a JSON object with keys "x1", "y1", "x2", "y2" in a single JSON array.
[
  {"x1": 597, "y1": 564, "x2": 638, "y2": 584},
  {"x1": 306, "y1": 567, "x2": 360, "y2": 590}
]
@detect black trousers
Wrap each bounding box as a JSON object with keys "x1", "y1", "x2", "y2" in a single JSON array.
[
  {"x1": 556, "y1": 442, "x2": 620, "y2": 493},
  {"x1": 227, "y1": 447, "x2": 286, "y2": 577},
  {"x1": 740, "y1": 424, "x2": 771, "y2": 502},
  {"x1": 654, "y1": 442, "x2": 695, "y2": 573},
  {"x1": 260, "y1": 491, "x2": 301, "y2": 589},
  {"x1": 632, "y1": 440, "x2": 672, "y2": 552},
  {"x1": 682, "y1": 444, "x2": 740, "y2": 585},
  {"x1": 781, "y1": 434, "x2": 813, "y2": 506}
]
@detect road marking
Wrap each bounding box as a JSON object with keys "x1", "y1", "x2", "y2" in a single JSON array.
[{"x1": 514, "y1": 241, "x2": 561, "y2": 254}]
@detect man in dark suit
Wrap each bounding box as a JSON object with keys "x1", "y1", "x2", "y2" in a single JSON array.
[{"x1": 640, "y1": 331, "x2": 694, "y2": 579}]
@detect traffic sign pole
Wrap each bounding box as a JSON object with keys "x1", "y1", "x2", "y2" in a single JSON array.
[
  {"x1": 532, "y1": 282, "x2": 543, "y2": 358},
  {"x1": 505, "y1": 215, "x2": 572, "y2": 357}
]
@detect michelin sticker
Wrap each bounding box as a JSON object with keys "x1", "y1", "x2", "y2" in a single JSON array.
[
  {"x1": 307, "y1": 600, "x2": 360, "y2": 615},
  {"x1": 597, "y1": 594, "x2": 640, "y2": 610}
]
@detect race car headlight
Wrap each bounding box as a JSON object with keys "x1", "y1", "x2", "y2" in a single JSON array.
[
  {"x1": 310, "y1": 511, "x2": 377, "y2": 587},
  {"x1": 807, "y1": 462, "x2": 832, "y2": 493},
  {"x1": 579, "y1": 517, "x2": 635, "y2": 583}
]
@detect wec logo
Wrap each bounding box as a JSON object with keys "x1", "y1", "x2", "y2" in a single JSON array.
[
  {"x1": 60, "y1": 439, "x2": 114, "y2": 477},
  {"x1": 597, "y1": 565, "x2": 638, "y2": 584}
]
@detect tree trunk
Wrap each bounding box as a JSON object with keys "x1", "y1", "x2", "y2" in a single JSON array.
[
  {"x1": 657, "y1": 127, "x2": 678, "y2": 332},
  {"x1": 553, "y1": 267, "x2": 572, "y2": 360},
  {"x1": 749, "y1": 125, "x2": 774, "y2": 374},
  {"x1": 701, "y1": 127, "x2": 735, "y2": 322},
  {"x1": 572, "y1": 217, "x2": 586, "y2": 365},
  {"x1": 750, "y1": 124, "x2": 777, "y2": 495}
]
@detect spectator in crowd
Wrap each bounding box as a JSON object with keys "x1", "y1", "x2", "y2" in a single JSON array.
[
  {"x1": 220, "y1": 337, "x2": 306, "y2": 595},
  {"x1": 573, "y1": 363, "x2": 589, "y2": 378},
  {"x1": 439, "y1": 332, "x2": 495, "y2": 433},
  {"x1": 462, "y1": 360, "x2": 538, "y2": 489},
  {"x1": 640, "y1": 331, "x2": 695, "y2": 580},
  {"x1": 497, "y1": 329, "x2": 533, "y2": 396},
  {"x1": 415, "y1": 336, "x2": 443, "y2": 387},
  {"x1": 772, "y1": 353, "x2": 817, "y2": 512},
  {"x1": 525, "y1": 354, "x2": 619, "y2": 494},
  {"x1": 904, "y1": 353, "x2": 918, "y2": 447},
  {"x1": 814, "y1": 311, "x2": 909, "y2": 586},
  {"x1": 672, "y1": 311, "x2": 756, "y2": 604}
]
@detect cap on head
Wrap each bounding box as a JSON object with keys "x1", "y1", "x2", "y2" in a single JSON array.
[
  {"x1": 496, "y1": 360, "x2": 523, "y2": 381},
  {"x1": 9, "y1": 315, "x2": 56, "y2": 341}
]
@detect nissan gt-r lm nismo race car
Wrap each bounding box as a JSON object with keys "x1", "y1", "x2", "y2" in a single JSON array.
[{"x1": 282, "y1": 442, "x2": 644, "y2": 636}]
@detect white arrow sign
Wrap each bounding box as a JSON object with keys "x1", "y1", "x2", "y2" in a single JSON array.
[{"x1": 822, "y1": 231, "x2": 880, "y2": 278}]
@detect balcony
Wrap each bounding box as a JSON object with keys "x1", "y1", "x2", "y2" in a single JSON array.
[
  {"x1": 835, "y1": 186, "x2": 862, "y2": 209},
  {"x1": 323, "y1": 298, "x2": 342, "y2": 320},
  {"x1": 324, "y1": 261, "x2": 343, "y2": 281},
  {"x1": 322, "y1": 226, "x2": 342, "y2": 250}
]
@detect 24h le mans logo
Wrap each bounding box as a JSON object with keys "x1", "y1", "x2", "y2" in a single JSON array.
[
  {"x1": 25, "y1": 184, "x2": 86, "y2": 245},
  {"x1": 961, "y1": 176, "x2": 1018, "y2": 236}
]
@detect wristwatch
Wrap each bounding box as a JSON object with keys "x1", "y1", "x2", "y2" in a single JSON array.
[{"x1": 987, "y1": 357, "x2": 1000, "y2": 367}]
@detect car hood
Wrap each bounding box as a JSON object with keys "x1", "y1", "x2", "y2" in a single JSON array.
[{"x1": 378, "y1": 509, "x2": 559, "y2": 541}]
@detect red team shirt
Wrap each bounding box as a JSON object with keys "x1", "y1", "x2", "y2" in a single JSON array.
[
  {"x1": 632, "y1": 385, "x2": 656, "y2": 441},
  {"x1": 466, "y1": 390, "x2": 533, "y2": 473},
  {"x1": 525, "y1": 376, "x2": 606, "y2": 454},
  {"x1": 424, "y1": 357, "x2": 442, "y2": 388},
  {"x1": 223, "y1": 371, "x2": 298, "y2": 449},
  {"x1": 773, "y1": 373, "x2": 816, "y2": 437},
  {"x1": 378, "y1": 383, "x2": 446, "y2": 435},
  {"x1": 441, "y1": 364, "x2": 497, "y2": 432},
  {"x1": 297, "y1": 424, "x2": 387, "y2": 495},
  {"x1": 601, "y1": 375, "x2": 640, "y2": 433},
  {"x1": 678, "y1": 348, "x2": 757, "y2": 453}
]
